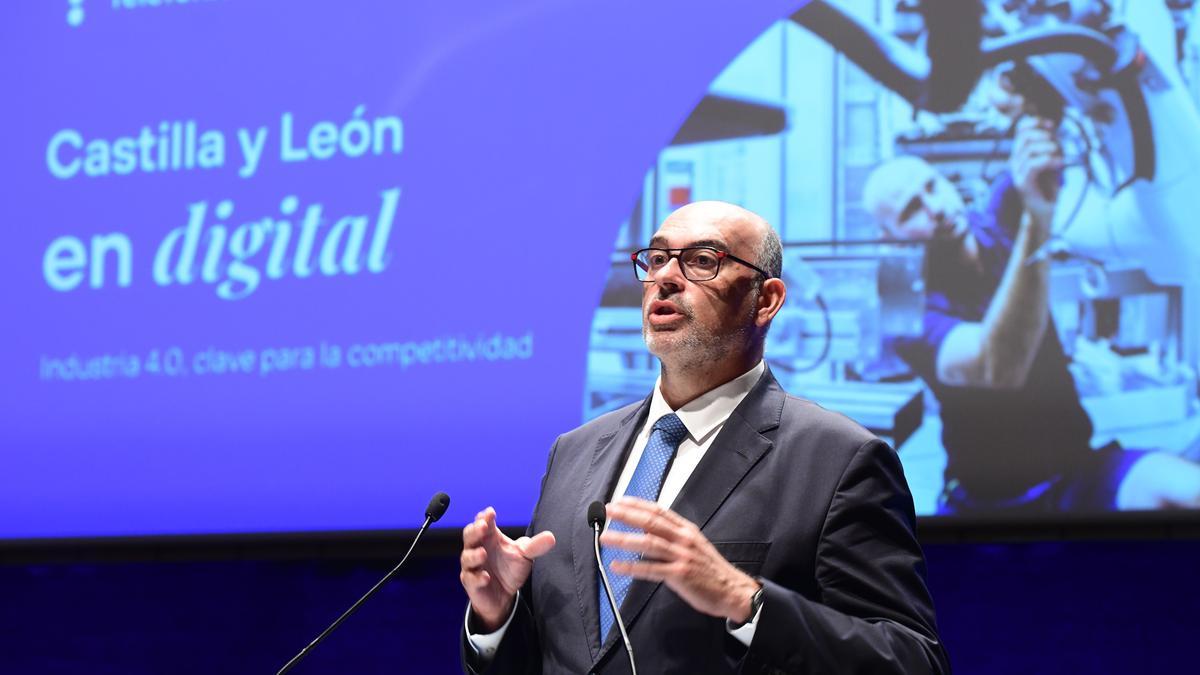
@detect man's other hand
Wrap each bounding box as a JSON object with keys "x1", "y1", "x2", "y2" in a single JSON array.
[
  {"x1": 602, "y1": 496, "x2": 761, "y2": 623},
  {"x1": 460, "y1": 507, "x2": 556, "y2": 632}
]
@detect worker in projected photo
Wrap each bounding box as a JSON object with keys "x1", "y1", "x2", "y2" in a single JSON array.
[{"x1": 863, "y1": 112, "x2": 1200, "y2": 514}]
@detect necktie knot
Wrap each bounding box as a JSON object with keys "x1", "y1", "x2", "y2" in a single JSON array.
[{"x1": 652, "y1": 413, "x2": 687, "y2": 446}]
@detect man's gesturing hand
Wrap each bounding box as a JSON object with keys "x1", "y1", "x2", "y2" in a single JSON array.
[
  {"x1": 601, "y1": 496, "x2": 761, "y2": 624},
  {"x1": 460, "y1": 507, "x2": 556, "y2": 633}
]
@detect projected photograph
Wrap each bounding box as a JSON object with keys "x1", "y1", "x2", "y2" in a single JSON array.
[
  {"x1": 585, "y1": 0, "x2": 1200, "y2": 516},
  {"x1": 8, "y1": 1, "x2": 1200, "y2": 544}
]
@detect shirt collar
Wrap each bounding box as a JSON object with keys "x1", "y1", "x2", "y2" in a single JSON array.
[{"x1": 647, "y1": 360, "x2": 766, "y2": 445}]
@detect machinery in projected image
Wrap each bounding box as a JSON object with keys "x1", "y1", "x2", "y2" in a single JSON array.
[
  {"x1": 586, "y1": 0, "x2": 1200, "y2": 514},
  {"x1": 795, "y1": 0, "x2": 1200, "y2": 285},
  {"x1": 790, "y1": 0, "x2": 1200, "y2": 476},
  {"x1": 764, "y1": 243, "x2": 928, "y2": 449}
]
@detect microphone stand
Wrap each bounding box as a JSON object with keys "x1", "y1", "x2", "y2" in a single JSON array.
[
  {"x1": 592, "y1": 520, "x2": 637, "y2": 675},
  {"x1": 276, "y1": 513, "x2": 437, "y2": 675}
]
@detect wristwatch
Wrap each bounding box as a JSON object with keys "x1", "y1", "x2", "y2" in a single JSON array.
[
  {"x1": 748, "y1": 581, "x2": 766, "y2": 618},
  {"x1": 732, "y1": 580, "x2": 765, "y2": 629}
]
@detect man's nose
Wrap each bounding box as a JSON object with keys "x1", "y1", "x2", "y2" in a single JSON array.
[{"x1": 653, "y1": 255, "x2": 687, "y2": 290}]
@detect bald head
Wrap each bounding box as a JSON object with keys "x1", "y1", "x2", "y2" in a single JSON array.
[
  {"x1": 861, "y1": 157, "x2": 934, "y2": 226},
  {"x1": 666, "y1": 200, "x2": 766, "y2": 228},
  {"x1": 862, "y1": 156, "x2": 967, "y2": 241},
  {"x1": 659, "y1": 201, "x2": 782, "y2": 280},
  {"x1": 640, "y1": 201, "x2": 788, "y2": 402}
]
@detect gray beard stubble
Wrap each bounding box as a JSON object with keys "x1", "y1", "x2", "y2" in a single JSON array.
[{"x1": 642, "y1": 286, "x2": 760, "y2": 372}]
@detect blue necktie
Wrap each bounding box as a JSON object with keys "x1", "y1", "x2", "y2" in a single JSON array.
[{"x1": 598, "y1": 413, "x2": 688, "y2": 643}]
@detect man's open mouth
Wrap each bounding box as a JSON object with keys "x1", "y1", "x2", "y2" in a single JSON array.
[{"x1": 647, "y1": 301, "x2": 686, "y2": 326}]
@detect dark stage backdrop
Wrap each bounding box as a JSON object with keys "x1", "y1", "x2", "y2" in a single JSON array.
[{"x1": 2, "y1": 538, "x2": 1198, "y2": 674}]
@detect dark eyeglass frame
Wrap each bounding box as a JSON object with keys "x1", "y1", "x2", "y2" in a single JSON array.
[{"x1": 631, "y1": 246, "x2": 772, "y2": 282}]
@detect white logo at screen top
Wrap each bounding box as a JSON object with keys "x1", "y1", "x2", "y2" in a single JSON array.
[{"x1": 67, "y1": 0, "x2": 84, "y2": 27}]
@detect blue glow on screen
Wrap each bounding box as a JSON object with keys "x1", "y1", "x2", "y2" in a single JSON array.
[
  {"x1": 0, "y1": 0, "x2": 801, "y2": 538},
  {"x1": 6, "y1": 0, "x2": 1200, "y2": 540}
]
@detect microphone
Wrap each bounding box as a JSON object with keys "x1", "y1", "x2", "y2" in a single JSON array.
[
  {"x1": 588, "y1": 500, "x2": 637, "y2": 675},
  {"x1": 276, "y1": 492, "x2": 451, "y2": 675},
  {"x1": 587, "y1": 501, "x2": 607, "y2": 529},
  {"x1": 426, "y1": 491, "x2": 450, "y2": 522}
]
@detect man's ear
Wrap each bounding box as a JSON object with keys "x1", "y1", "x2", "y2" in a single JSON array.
[{"x1": 756, "y1": 278, "x2": 787, "y2": 328}]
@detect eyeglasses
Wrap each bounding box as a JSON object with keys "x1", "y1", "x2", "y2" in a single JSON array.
[{"x1": 631, "y1": 246, "x2": 771, "y2": 282}]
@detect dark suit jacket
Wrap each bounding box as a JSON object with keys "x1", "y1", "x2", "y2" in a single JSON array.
[{"x1": 463, "y1": 368, "x2": 950, "y2": 674}]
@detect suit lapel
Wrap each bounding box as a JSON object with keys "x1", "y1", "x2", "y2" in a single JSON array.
[
  {"x1": 571, "y1": 398, "x2": 649, "y2": 661},
  {"x1": 671, "y1": 370, "x2": 784, "y2": 530},
  {"x1": 591, "y1": 369, "x2": 787, "y2": 668}
]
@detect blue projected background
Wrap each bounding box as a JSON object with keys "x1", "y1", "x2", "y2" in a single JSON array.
[
  {"x1": 5, "y1": 0, "x2": 1200, "y2": 540},
  {"x1": 0, "y1": 0, "x2": 804, "y2": 539}
]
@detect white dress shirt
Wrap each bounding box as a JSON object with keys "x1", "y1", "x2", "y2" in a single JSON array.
[{"x1": 468, "y1": 361, "x2": 767, "y2": 661}]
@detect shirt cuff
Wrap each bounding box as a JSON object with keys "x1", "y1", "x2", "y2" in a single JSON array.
[
  {"x1": 725, "y1": 600, "x2": 763, "y2": 647},
  {"x1": 465, "y1": 593, "x2": 520, "y2": 661}
]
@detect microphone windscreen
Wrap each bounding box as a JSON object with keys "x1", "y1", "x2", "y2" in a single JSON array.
[
  {"x1": 587, "y1": 501, "x2": 606, "y2": 527},
  {"x1": 425, "y1": 492, "x2": 451, "y2": 522}
]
